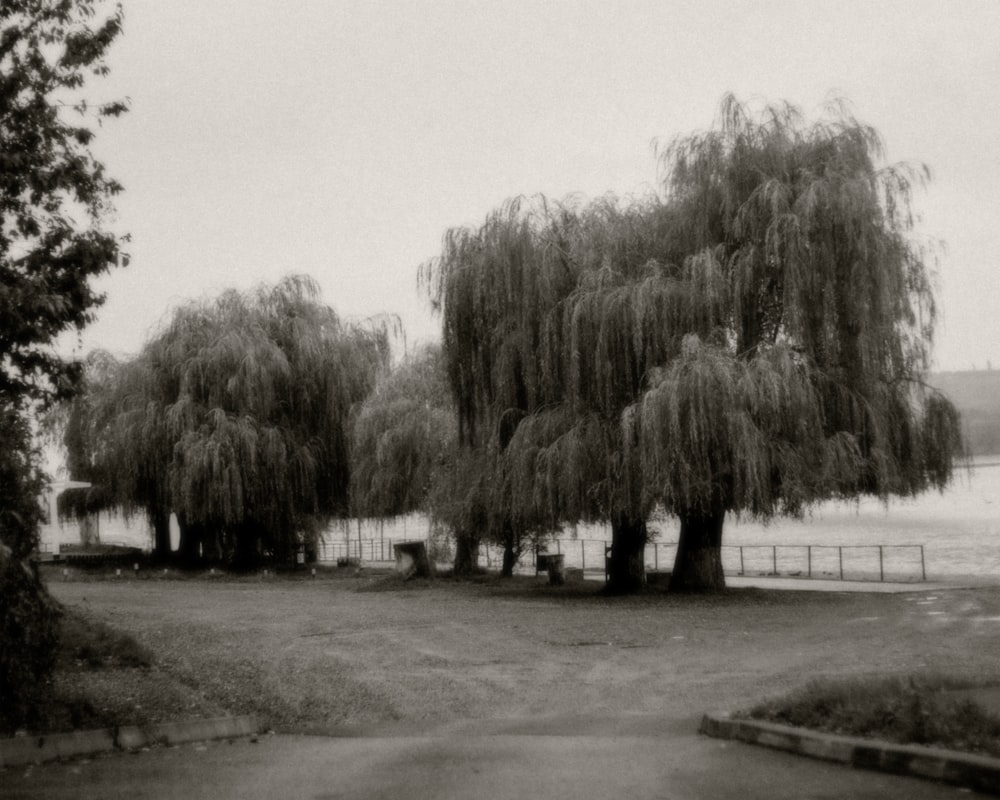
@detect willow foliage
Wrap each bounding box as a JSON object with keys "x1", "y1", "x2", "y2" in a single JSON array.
[
  {"x1": 67, "y1": 275, "x2": 390, "y2": 560},
  {"x1": 427, "y1": 95, "x2": 961, "y2": 554},
  {"x1": 348, "y1": 345, "x2": 455, "y2": 520},
  {"x1": 639, "y1": 95, "x2": 959, "y2": 517}
]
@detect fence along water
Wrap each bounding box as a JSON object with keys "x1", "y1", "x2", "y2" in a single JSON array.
[{"x1": 316, "y1": 533, "x2": 928, "y2": 583}]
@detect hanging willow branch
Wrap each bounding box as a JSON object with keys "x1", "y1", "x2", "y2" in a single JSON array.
[
  {"x1": 426, "y1": 95, "x2": 962, "y2": 550},
  {"x1": 348, "y1": 344, "x2": 456, "y2": 520},
  {"x1": 64, "y1": 274, "x2": 392, "y2": 559}
]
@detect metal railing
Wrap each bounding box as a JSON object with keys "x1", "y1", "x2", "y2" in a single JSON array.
[
  {"x1": 317, "y1": 537, "x2": 399, "y2": 563},
  {"x1": 317, "y1": 535, "x2": 928, "y2": 583},
  {"x1": 723, "y1": 543, "x2": 926, "y2": 582}
]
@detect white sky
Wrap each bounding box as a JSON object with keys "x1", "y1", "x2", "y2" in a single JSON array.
[{"x1": 63, "y1": 0, "x2": 1000, "y2": 371}]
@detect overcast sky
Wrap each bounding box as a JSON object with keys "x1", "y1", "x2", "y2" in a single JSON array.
[{"x1": 65, "y1": 0, "x2": 1000, "y2": 372}]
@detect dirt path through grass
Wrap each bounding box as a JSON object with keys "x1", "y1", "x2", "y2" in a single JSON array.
[{"x1": 46, "y1": 574, "x2": 1000, "y2": 732}]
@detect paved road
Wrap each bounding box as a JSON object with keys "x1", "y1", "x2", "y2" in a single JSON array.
[{"x1": 3, "y1": 714, "x2": 984, "y2": 799}]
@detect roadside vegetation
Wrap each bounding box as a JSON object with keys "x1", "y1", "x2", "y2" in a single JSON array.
[
  {"x1": 743, "y1": 674, "x2": 1000, "y2": 758},
  {"x1": 16, "y1": 605, "x2": 226, "y2": 735}
]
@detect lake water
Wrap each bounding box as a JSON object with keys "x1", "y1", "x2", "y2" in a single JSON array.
[
  {"x1": 717, "y1": 457, "x2": 1000, "y2": 581},
  {"x1": 44, "y1": 456, "x2": 1000, "y2": 583}
]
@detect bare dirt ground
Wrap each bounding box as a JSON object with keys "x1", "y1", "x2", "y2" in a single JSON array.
[{"x1": 43, "y1": 569, "x2": 1000, "y2": 734}]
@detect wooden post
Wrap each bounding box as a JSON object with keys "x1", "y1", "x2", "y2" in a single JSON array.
[
  {"x1": 839, "y1": 547, "x2": 843, "y2": 580},
  {"x1": 739, "y1": 546, "x2": 744, "y2": 576},
  {"x1": 772, "y1": 545, "x2": 777, "y2": 575},
  {"x1": 807, "y1": 545, "x2": 812, "y2": 578},
  {"x1": 879, "y1": 545, "x2": 884, "y2": 582},
  {"x1": 393, "y1": 540, "x2": 432, "y2": 579},
  {"x1": 920, "y1": 545, "x2": 926, "y2": 581},
  {"x1": 581, "y1": 540, "x2": 585, "y2": 571}
]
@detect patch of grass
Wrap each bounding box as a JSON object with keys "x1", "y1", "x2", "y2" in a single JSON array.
[
  {"x1": 43, "y1": 578, "x2": 1000, "y2": 741},
  {"x1": 742, "y1": 674, "x2": 1000, "y2": 758},
  {"x1": 58, "y1": 610, "x2": 154, "y2": 670},
  {"x1": 12, "y1": 608, "x2": 225, "y2": 735}
]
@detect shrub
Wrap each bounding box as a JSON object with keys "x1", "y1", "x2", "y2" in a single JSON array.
[
  {"x1": 0, "y1": 545, "x2": 61, "y2": 734},
  {"x1": 745, "y1": 674, "x2": 1000, "y2": 757}
]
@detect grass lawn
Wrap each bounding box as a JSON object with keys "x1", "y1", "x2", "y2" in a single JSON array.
[{"x1": 35, "y1": 566, "x2": 1000, "y2": 748}]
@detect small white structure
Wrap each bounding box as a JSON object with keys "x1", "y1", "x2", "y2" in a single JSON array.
[{"x1": 38, "y1": 479, "x2": 91, "y2": 556}]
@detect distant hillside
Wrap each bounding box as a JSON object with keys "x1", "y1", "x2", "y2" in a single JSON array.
[{"x1": 928, "y1": 370, "x2": 1000, "y2": 456}]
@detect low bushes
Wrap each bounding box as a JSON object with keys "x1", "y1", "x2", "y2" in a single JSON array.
[
  {"x1": 743, "y1": 674, "x2": 1000, "y2": 758},
  {"x1": 0, "y1": 546, "x2": 61, "y2": 734}
]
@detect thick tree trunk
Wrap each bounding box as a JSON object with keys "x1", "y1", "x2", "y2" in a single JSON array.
[
  {"x1": 176, "y1": 515, "x2": 202, "y2": 567},
  {"x1": 606, "y1": 512, "x2": 647, "y2": 594},
  {"x1": 669, "y1": 510, "x2": 726, "y2": 592},
  {"x1": 79, "y1": 514, "x2": 100, "y2": 548},
  {"x1": 500, "y1": 521, "x2": 518, "y2": 577},
  {"x1": 151, "y1": 511, "x2": 171, "y2": 563},
  {"x1": 203, "y1": 528, "x2": 224, "y2": 564},
  {"x1": 452, "y1": 532, "x2": 480, "y2": 576},
  {"x1": 501, "y1": 545, "x2": 517, "y2": 577},
  {"x1": 232, "y1": 525, "x2": 260, "y2": 571},
  {"x1": 500, "y1": 525, "x2": 517, "y2": 578}
]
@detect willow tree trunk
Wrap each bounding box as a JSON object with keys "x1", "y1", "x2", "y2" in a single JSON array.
[
  {"x1": 500, "y1": 521, "x2": 518, "y2": 577},
  {"x1": 453, "y1": 532, "x2": 480, "y2": 576},
  {"x1": 232, "y1": 525, "x2": 261, "y2": 571},
  {"x1": 79, "y1": 514, "x2": 100, "y2": 548},
  {"x1": 176, "y1": 515, "x2": 202, "y2": 567},
  {"x1": 151, "y1": 510, "x2": 171, "y2": 563},
  {"x1": 669, "y1": 510, "x2": 726, "y2": 592},
  {"x1": 607, "y1": 513, "x2": 647, "y2": 594}
]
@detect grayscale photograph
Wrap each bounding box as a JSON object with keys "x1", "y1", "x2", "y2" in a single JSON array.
[{"x1": 2, "y1": 1, "x2": 999, "y2": 797}]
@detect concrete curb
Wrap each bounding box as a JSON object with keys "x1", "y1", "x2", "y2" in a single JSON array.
[
  {"x1": 0, "y1": 715, "x2": 259, "y2": 768},
  {"x1": 700, "y1": 711, "x2": 1000, "y2": 795}
]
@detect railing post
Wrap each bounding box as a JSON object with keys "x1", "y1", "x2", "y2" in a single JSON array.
[
  {"x1": 839, "y1": 546, "x2": 843, "y2": 580},
  {"x1": 807, "y1": 545, "x2": 812, "y2": 578},
  {"x1": 654, "y1": 542, "x2": 658, "y2": 571},
  {"x1": 879, "y1": 545, "x2": 884, "y2": 582},
  {"x1": 581, "y1": 540, "x2": 585, "y2": 571},
  {"x1": 739, "y1": 546, "x2": 744, "y2": 576},
  {"x1": 556, "y1": 539, "x2": 561, "y2": 554},
  {"x1": 772, "y1": 545, "x2": 777, "y2": 575},
  {"x1": 920, "y1": 545, "x2": 926, "y2": 581}
]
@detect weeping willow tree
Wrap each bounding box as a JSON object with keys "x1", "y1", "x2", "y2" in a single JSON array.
[
  {"x1": 349, "y1": 345, "x2": 520, "y2": 575},
  {"x1": 348, "y1": 345, "x2": 476, "y2": 573},
  {"x1": 425, "y1": 95, "x2": 962, "y2": 593},
  {"x1": 65, "y1": 275, "x2": 390, "y2": 566},
  {"x1": 424, "y1": 195, "x2": 669, "y2": 589}
]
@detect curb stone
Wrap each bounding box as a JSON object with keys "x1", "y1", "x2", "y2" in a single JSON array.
[
  {"x1": 0, "y1": 715, "x2": 259, "y2": 768},
  {"x1": 700, "y1": 711, "x2": 1000, "y2": 796}
]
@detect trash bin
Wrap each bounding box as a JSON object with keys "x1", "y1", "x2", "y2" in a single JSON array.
[{"x1": 545, "y1": 553, "x2": 565, "y2": 586}]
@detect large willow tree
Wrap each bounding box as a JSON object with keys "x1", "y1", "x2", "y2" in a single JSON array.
[
  {"x1": 66, "y1": 275, "x2": 390, "y2": 566},
  {"x1": 426, "y1": 96, "x2": 961, "y2": 593}
]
